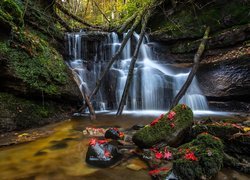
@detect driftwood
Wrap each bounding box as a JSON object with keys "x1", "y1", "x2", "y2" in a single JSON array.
[
  {"x1": 116, "y1": 9, "x2": 153, "y2": 116},
  {"x1": 170, "y1": 26, "x2": 210, "y2": 109}
]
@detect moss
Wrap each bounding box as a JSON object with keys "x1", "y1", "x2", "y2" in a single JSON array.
[
  {"x1": 0, "y1": 0, "x2": 24, "y2": 27},
  {"x1": 0, "y1": 28, "x2": 69, "y2": 95},
  {"x1": 191, "y1": 123, "x2": 242, "y2": 141},
  {"x1": 132, "y1": 104, "x2": 193, "y2": 148},
  {"x1": 0, "y1": 92, "x2": 61, "y2": 131},
  {"x1": 173, "y1": 133, "x2": 224, "y2": 180}
]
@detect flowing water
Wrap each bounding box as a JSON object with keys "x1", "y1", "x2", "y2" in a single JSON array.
[
  {"x1": 66, "y1": 31, "x2": 208, "y2": 112},
  {"x1": 0, "y1": 114, "x2": 249, "y2": 180}
]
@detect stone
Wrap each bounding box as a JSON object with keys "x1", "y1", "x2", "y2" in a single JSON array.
[
  {"x1": 173, "y1": 133, "x2": 224, "y2": 180},
  {"x1": 105, "y1": 128, "x2": 124, "y2": 140},
  {"x1": 132, "y1": 104, "x2": 193, "y2": 148},
  {"x1": 85, "y1": 139, "x2": 123, "y2": 168}
]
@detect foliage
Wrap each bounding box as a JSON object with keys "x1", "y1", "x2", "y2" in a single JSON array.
[{"x1": 57, "y1": 0, "x2": 154, "y2": 28}]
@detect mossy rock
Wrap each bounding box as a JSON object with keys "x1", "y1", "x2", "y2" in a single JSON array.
[
  {"x1": 190, "y1": 123, "x2": 242, "y2": 141},
  {"x1": 173, "y1": 133, "x2": 224, "y2": 180},
  {"x1": 132, "y1": 104, "x2": 193, "y2": 148},
  {"x1": 0, "y1": 28, "x2": 69, "y2": 95}
]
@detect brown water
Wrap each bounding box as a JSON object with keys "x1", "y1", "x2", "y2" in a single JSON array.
[
  {"x1": 0, "y1": 113, "x2": 249, "y2": 180},
  {"x1": 0, "y1": 114, "x2": 154, "y2": 180}
]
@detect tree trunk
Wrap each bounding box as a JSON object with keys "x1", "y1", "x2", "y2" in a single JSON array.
[
  {"x1": 91, "y1": 12, "x2": 144, "y2": 97},
  {"x1": 116, "y1": 9, "x2": 152, "y2": 116},
  {"x1": 78, "y1": 11, "x2": 144, "y2": 113},
  {"x1": 117, "y1": 11, "x2": 138, "y2": 33},
  {"x1": 54, "y1": 13, "x2": 72, "y2": 32},
  {"x1": 170, "y1": 26, "x2": 210, "y2": 109},
  {"x1": 82, "y1": 90, "x2": 96, "y2": 120},
  {"x1": 55, "y1": 2, "x2": 104, "y2": 30},
  {"x1": 92, "y1": 0, "x2": 110, "y2": 23}
]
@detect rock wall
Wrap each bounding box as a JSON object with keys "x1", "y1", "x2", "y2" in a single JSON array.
[{"x1": 149, "y1": 0, "x2": 250, "y2": 112}]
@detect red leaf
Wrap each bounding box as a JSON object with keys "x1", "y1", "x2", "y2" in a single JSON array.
[
  {"x1": 155, "y1": 152, "x2": 163, "y2": 159},
  {"x1": 184, "y1": 152, "x2": 198, "y2": 161},
  {"x1": 89, "y1": 138, "x2": 97, "y2": 146},
  {"x1": 170, "y1": 123, "x2": 175, "y2": 128},
  {"x1": 167, "y1": 111, "x2": 176, "y2": 120}
]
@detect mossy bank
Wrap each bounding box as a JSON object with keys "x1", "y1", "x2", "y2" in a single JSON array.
[{"x1": 0, "y1": 0, "x2": 81, "y2": 133}]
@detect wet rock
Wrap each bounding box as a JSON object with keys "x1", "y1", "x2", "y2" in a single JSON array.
[
  {"x1": 105, "y1": 128, "x2": 124, "y2": 140},
  {"x1": 197, "y1": 57, "x2": 250, "y2": 112},
  {"x1": 86, "y1": 139, "x2": 123, "y2": 168},
  {"x1": 132, "y1": 104, "x2": 193, "y2": 148}
]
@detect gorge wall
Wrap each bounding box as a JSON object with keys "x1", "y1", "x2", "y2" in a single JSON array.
[
  {"x1": 148, "y1": 0, "x2": 250, "y2": 112},
  {"x1": 0, "y1": 0, "x2": 81, "y2": 133}
]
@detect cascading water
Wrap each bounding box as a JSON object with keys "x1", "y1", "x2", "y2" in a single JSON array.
[{"x1": 66, "y1": 31, "x2": 208, "y2": 112}]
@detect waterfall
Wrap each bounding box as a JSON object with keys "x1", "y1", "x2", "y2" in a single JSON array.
[{"x1": 66, "y1": 31, "x2": 208, "y2": 111}]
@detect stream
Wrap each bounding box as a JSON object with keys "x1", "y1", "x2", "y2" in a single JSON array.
[{"x1": 0, "y1": 113, "x2": 249, "y2": 180}]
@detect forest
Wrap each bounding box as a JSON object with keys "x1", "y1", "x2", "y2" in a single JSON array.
[{"x1": 0, "y1": 0, "x2": 249, "y2": 179}]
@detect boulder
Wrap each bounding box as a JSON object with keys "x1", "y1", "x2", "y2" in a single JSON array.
[
  {"x1": 105, "y1": 128, "x2": 124, "y2": 140},
  {"x1": 132, "y1": 104, "x2": 193, "y2": 148},
  {"x1": 85, "y1": 139, "x2": 123, "y2": 168},
  {"x1": 173, "y1": 133, "x2": 224, "y2": 180}
]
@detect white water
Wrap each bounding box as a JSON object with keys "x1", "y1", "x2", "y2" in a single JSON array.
[{"x1": 66, "y1": 31, "x2": 209, "y2": 112}]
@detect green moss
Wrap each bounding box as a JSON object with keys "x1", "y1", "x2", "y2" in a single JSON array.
[
  {"x1": 191, "y1": 123, "x2": 242, "y2": 141},
  {"x1": 0, "y1": 0, "x2": 24, "y2": 27},
  {"x1": 173, "y1": 134, "x2": 224, "y2": 180},
  {"x1": 0, "y1": 28, "x2": 69, "y2": 95},
  {"x1": 132, "y1": 104, "x2": 193, "y2": 148}
]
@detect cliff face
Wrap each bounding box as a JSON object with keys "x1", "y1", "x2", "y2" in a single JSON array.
[
  {"x1": 0, "y1": 0, "x2": 81, "y2": 132},
  {"x1": 149, "y1": 0, "x2": 250, "y2": 112}
]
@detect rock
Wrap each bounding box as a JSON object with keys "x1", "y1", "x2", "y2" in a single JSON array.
[
  {"x1": 197, "y1": 57, "x2": 250, "y2": 112},
  {"x1": 105, "y1": 128, "x2": 124, "y2": 140},
  {"x1": 173, "y1": 133, "x2": 224, "y2": 180},
  {"x1": 85, "y1": 139, "x2": 123, "y2": 168},
  {"x1": 132, "y1": 104, "x2": 193, "y2": 148}
]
